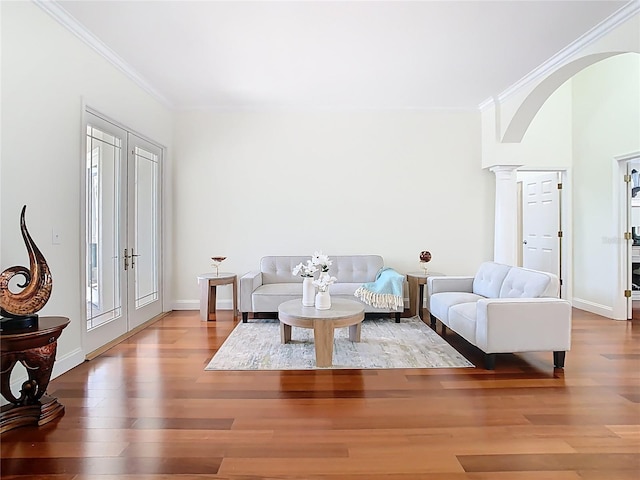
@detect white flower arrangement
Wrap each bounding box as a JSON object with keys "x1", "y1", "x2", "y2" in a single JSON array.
[
  {"x1": 292, "y1": 260, "x2": 317, "y2": 278},
  {"x1": 294, "y1": 251, "x2": 336, "y2": 292},
  {"x1": 313, "y1": 273, "x2": 337, "y2": 292},
  {"x1": 311, "y1": 251, "x2": 332, "y2": 272}
]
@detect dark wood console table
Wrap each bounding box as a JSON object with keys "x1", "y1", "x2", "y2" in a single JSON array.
[{"x1": 0, "y1": 316, "x2": 69, "y2": 434}]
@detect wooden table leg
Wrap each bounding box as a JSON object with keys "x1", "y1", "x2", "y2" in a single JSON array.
[
  {"x1": 232, "y1": 277, "x2": 238, "y2": 319},
  {"x1": 407, "y1": 276, "x2": 419, "y2": 317},
  {"x1": 280, "y1": 323, "x2": 292, "y2": 343},
  {"x1": 1, "y1": 342, "x2": 65, "y2": 433},
  {"x1": 348, "y1": 322, "x2": 362, "y2": 342},
  {"x1": 313, "y1": 320, "x2": 335, "y2": 367},
  {"x1": 207, "y1": 284, "x2": 218, "y2": 321},
  {"x1": 418, "y1": 283, "x2": 425, "y2": 320},
  {"x1": 199, "y1": 279, "x2": 218, "y2": 321}
]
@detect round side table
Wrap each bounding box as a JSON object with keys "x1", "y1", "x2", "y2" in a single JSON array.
[{"x1": 197, "y1": 273, "x2": 238, "y2": 321}]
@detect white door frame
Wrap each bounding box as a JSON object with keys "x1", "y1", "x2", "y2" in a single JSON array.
[
  {"x1": 80, "y1": 105, "x2": 165, "y2": 355},
  {"x1": 516, "y1": 167, "x2": 572, "y2": 301},
  {"x1": 613, "y1": 151, "x2": 640, "y2": 320}
]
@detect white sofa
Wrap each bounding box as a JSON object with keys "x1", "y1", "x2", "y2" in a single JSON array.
[
  {"x1": 240, "y1": 255, "x2": 403, "y2": 323},
  {"x1": 427, "y1": 261, "x2": 572, "y2": 370}
]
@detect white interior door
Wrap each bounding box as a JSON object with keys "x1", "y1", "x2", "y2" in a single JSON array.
[
  {"x1": 627, "y1": 160, "x2": 640, "y2": 318},
  {"x1": 522, "y1": 172, "x2": 561, "y2": 279},
  {"x1": 84, "y1": 111, "x2": 162, "y2": 354}
]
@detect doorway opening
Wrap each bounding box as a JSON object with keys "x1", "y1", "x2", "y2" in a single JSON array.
[
  {"x1": 618, "y1": 153, "x2": 640, "y2": 320},
  {"x1": 517, "y1": 169, "x2": 570, "y2": 299}
]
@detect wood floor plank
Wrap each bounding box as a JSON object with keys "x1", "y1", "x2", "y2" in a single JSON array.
[
  {"x1": 1, "y1": 308, "x2": 638, "y2": 479},
  {"x1": 457, "y1": 453, "x2": 640, "y2": 473},
  {"x1": 0, "y1": 456, "x2": 223, "y2": 476}
]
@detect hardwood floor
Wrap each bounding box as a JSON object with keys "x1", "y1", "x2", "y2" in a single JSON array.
[{"x1": 1, "y1": 308, "x2": 639, "y2": 479}]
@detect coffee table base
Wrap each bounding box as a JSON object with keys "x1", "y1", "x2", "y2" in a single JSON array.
[
  {"x1": 280, "y1": 321, "x2": 362, "y2": 367},
  {"x1": 278, "y1": 299, "x2": 365, "y2": 367}
]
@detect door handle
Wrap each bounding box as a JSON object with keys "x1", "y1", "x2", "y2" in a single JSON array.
[
  {"x1": 523, "y1": 240, "x2": 528, "y2": 245},
  {"x1": 131, "y1": 248, "x2": 140, "y2": 269}
]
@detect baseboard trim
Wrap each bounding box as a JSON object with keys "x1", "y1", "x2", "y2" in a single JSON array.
[
  {"x1": 572, "y1": 298, "x2": 617, "y2": 319},
  {"x1": 52, "y1": 347, "x2": 85, "y2": 379},
  {"x1": 173, "y1": 299, "x2": 234, "y2": 310}
]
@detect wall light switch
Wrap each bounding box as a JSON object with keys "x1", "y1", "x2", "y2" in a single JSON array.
[{"x1": 52, "y1": 229, "x2": 61, "y2": 245}]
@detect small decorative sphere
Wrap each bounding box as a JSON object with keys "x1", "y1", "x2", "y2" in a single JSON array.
[{"x1": 419, "y1": 251, "x2": 432, "y2": 263}]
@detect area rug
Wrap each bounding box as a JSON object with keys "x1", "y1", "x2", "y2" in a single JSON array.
[{"x1": 205, "y1": 316, "x2": 473, "y2": 370}]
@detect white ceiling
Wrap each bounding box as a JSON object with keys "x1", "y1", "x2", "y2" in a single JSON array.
[{"x1": 52, "y1": 0, "x2": 630, "y2": 111}]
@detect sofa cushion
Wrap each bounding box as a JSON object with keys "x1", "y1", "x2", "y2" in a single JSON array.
[
  {"x1": 472, "y1": 262, "x2": 511, "y2": 298},
  {"x1": 499, "y1": 268, "x2": 553, "y2": 298},
  {"x1": 327, "y1": 256, "x2": 384, "y2": 283},
  {"x1": 429, "y1": 291, "x2": 484, "y2": 323},
  {"x1": 328, "y1": 282, "x2": 361, "y2": 296},
  {"x1": 259, "y1": 255, "x2": 385, "y2": 285},
  {"x1": 261, "y1": 257, "x2": 308, "y2": 284},
  {"x1": 252, "y1": 283, "x2": 301, "y2": 311},
  {"x1": 448, "y1": 302, "x2": 478, "y2": 344}
]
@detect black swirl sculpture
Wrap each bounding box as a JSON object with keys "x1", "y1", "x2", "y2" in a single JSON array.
[{"x1": 0, "y1": 206, "x2": 52, "y2": 327}]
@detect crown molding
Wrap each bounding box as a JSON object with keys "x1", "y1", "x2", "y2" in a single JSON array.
[
  {"x1": 33, "y1": 0, "x2": 173, "y2": 109},
  {"x1": 479, "y1": 0, "x2": 640, "y2": 111},
  {"x1": 478, "y1": 97, "x2": 497, "y2": 111},
  {"x1": 177, "y1": 104, "x2": 480, "y2": 113}
]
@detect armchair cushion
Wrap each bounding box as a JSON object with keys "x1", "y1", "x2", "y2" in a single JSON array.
[
  {"x1": 472, "y1": 262, "x2": 511, "y2": 298},
  {"x1": 429, "y1": 292, "x2": 484, "y2": 322},
  {"x1": 448, "y1": 302, "x2": 478, "y2": 344}
]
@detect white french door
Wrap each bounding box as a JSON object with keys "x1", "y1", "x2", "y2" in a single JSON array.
[{"x1": 84, "y1": 111, "x2": 162, "y2": 354}]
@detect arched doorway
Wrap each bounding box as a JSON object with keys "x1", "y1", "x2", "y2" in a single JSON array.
[{"x1": 489, "y1": 51, "x2": 640, "y2": 319}]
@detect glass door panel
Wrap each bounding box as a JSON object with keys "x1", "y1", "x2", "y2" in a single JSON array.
[
  {"x1": 85, "y1": 115, "x2": 127, "y2": 353},
  {"x1": 128, "y1": 134, "x2": 163, "y2": 329},
  {"x1": 134, "y1": 146, "x2": 159, "y2": 308}
]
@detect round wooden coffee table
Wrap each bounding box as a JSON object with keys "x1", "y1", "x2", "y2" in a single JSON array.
[{"x1": 278, "y1": 298, "x2": 365, "y2": 367}]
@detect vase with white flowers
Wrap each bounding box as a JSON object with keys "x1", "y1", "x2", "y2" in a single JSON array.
[
  {"x1": 292, "y1": 260, "x2": 318, "y2": 306},
  {"x1": 313, "y1": 271, "x2": 337, "y2": 310}
]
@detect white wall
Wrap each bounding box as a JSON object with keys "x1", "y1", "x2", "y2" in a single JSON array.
[
  {"x1": 173, "y1": 110, "x2": 494, "y2": 307},
  {"x1": 1, "y1": 2, "x2": 173, "y2": 373},
  {"x1": 572, "y1": 53, "x2": 640, "y2": 316}
]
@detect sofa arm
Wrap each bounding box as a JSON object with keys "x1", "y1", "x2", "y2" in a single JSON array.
[
  {"x1": 427, "y1": 276, "x2": 474, "y2": 295},
  {"x1": 475, "y1": 297, "x2": 572, "y2": 354},
  {"x1": 240, "y1": 271, "x2": 263, "y2": 312}
]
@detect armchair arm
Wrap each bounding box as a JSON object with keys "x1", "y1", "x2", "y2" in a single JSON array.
[
  {"x1": 427, "y1": 276, "x2": 474, "y2": 295},
  {"x1": 475, "y1": 297, "x2": 572, "y2": 353},
  {"x1": 240, "y1": 271, "x2": 263, "y2": 312}
]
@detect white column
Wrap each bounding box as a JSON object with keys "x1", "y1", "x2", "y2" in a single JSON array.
[{"x1": 490, "y1": 165, "x2": 521, "y2": 265}]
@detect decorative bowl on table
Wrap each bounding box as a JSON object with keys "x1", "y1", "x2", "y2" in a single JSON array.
[{"x1": 211, "y1": 256, "x2": 227, "y2": 276}]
